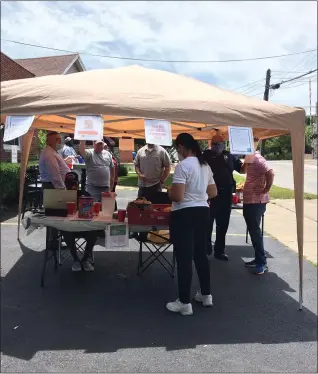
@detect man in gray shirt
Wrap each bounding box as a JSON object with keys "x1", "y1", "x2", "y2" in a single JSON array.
[
  {"x1": 79, "y1": 139, "x2": 114, "y2": 201},
  {"x1": 134, "y1": 143, "x2": 171, "y2": 201}
]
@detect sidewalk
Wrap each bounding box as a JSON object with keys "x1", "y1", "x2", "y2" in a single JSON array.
[{"x1": 264, "y1": 200, "x2": 317, "y2": 264}]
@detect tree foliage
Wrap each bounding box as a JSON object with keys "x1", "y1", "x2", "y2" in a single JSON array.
[
  {"x1": 37, "y1": 130, "x2": 47, "y2": 150},
  {"x1": 264, "y1": 116, "x2": 315, "y2": 160}
]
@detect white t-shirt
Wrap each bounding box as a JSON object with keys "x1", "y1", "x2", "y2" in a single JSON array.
[{"x1": 172, "y1": 157, "x2": 215, "y2": 211}]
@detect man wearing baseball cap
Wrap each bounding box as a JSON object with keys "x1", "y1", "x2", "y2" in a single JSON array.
[
  {"x1": 59, "y1": 136, "x2": 78, "y2": 160},
  {"x1": 203, "y1": 129, "x2": 247, "y2": 261},
  {"x1": 79, "y1": 139, "x2": 114, "y2": 201}
]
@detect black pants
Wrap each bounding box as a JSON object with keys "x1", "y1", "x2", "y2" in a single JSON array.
[
  {"x1": 207, "y1": 187, "x2": 232, "y2": 255},
  {"x1": 243, "y1": 203, "x2": 267, "y2": 266},
  {"x1": 170, "y1": 207, "x2": 210, "y2": 304},
  {"x1": 138, "y1": 183, "x2": 162, "y2": 201},
  {"x1": 61, "y1": 231, "x2": 97, "y2": 262},
  {"x1": 112, "y1": 182, "x2": 118, "y2": 211}
]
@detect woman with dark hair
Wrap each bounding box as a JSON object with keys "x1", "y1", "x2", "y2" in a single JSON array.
[{"x1": 167, "y1": 133, "x2": 218, "y2": 315}]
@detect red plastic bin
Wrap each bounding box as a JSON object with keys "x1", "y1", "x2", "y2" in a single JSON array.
[{"x1": 127, "y1": 204, "x2": 171, "y2": 226}]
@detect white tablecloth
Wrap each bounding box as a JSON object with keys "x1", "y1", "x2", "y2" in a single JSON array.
[{"x1": 23, "y1": 214, "x2": 169, "y2": 233}]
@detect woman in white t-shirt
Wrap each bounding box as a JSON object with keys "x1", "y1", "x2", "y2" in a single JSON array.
[{"x1": 167, "y1": 133, "x2": 218, "y2": 316}]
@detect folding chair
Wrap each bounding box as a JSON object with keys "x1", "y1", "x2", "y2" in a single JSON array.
[{"x1": 136, "y1": 231, "x2": 175, "y2": 278}]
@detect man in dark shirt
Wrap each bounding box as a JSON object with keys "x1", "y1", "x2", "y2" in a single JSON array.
[{"x1": 203, "y1": 130, "x2": 247, "y2": 261}]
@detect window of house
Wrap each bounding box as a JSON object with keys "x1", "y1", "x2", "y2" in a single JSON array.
[{"x1": 0, "y1": 125, "x2": 21, "y2": 151}]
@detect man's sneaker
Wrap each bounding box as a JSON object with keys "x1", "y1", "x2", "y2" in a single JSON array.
[
  {"x1": 194, "y1": 291, "x2": 213, "y2": 307},
  {"x1": 166, "y1": 299, "x2": 193, "y2": 315},
  {"x1": 245, "y1": 259, "x2": 257, "y2": 268},
  {"x1": 72, "y1": 261, "x2": 82, "y2": 272},
  {"x1": 82, "y1": 260, "x2": 95, "y2": 272},
  {"x1": 254, "y1": 264, "x2": 268, "y2": 275}
]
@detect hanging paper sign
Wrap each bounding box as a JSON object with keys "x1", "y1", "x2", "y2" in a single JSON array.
[
  {"x1": 11, "y1": 145, "x2": 18, "y2": 163},
  {"x1": 144, "y1": 119, "x2": 172, "y2": 146},
  {"x1": 74, "y1": 115, "x2": 103, "y2": 141},
  {"x1": 4, "y1": 116, "x2": 34, "y2": 142},
  {"x1": 228, "y1": 126, "x2": 254, "y2": 155},
  {"x1": 105, "y1": 223, "x2": 129, "y2": 249}
]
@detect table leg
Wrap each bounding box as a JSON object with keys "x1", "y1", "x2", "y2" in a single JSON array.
[
  {"x1": 40, "y1": 227, "x2": 60, "y2": 287},
  {"x1": 41, "y1": 228, "x2": 50, "y2": 287},
  {"x1": 137, "y1": 240, "x2": 143, "y2": 275}
]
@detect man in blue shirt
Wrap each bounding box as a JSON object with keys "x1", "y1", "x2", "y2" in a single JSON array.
[{"x1": 59, "y1": 136, "x2": 78, "y2": 160}]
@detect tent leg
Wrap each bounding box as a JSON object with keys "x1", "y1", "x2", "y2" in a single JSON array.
[
  {"x1": 17, "y1": 129, "x2": 35, "y2": 239},
  {"x1": 291, "y1": 128, "x2": 305, "y2": 312}
]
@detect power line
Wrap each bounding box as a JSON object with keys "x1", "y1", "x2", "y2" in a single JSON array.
[
  {"x1": 232, "y1": 78, "x2": 264, "y2": 91},
  {"x1": 1, "y1": 38, "x2": 317, "y2": 64},
  {"x1": 272, "y1": 70, "x2": 317, "y2": 74},
  {"x1": 241, "y1": 84, "x2": 266, "y2": 95},
  {"x1": 270, "y1": 69, "x2": 318, "y2": 89},
  {"x1": 276, "y1": 81, "x2": 316, "y2": 90}
]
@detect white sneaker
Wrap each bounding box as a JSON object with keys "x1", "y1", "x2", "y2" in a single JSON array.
[
  {"x1": 166, "y1": 299, "x2": 193, "y2": 315},
  {"x1": 194, "y1": 290, "x2": 213, "y2": 307},
  {"x1": 82, "y1": 260, "x2": 94, "y2": 272},
  {"x1": 72, "y1": 261, "x2": 82, "y2": 272}
]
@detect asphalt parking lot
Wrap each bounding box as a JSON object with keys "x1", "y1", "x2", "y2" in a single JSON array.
[{"x1": 1, "y1": 190, "x2": 317, "y2": 372}]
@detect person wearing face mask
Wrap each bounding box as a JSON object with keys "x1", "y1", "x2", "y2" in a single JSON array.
[
  {"x1": 134, "y1": 143, "x2": 171, "y2": 202},
  {"x1": 166, "y1": 133, "x2": 217, "y2": 316},
  {"x1": 203, "y1": 130, "x2": 247, "y2": 261}
]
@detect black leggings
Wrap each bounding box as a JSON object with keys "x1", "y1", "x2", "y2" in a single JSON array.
[{"x1": 170, "y1": 207, "x2": 211, "y2": 304}]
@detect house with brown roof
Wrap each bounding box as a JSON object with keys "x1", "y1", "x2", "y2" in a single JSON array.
[
  {"x1": 1, "y1": 52, "x2": 86, "y2": 162},
  {"x1": 15, "y1": 53, "x2": 85, "y2": 76}
]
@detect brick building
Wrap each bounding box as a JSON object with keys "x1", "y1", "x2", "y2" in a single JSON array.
[{"x1": 1, "y1": 52, "x2": 86, "y2": 162}]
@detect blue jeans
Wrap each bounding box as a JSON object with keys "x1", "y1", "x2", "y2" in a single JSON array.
[{"x1": 243, "y1": 203, "x2": 267, "y2": 266}]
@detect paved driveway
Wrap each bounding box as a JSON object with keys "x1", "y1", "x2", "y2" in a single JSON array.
[{"x1": 1, "y1": 191, "x2": 317, "y2": 372}]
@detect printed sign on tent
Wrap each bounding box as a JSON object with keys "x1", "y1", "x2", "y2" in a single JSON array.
[
  {"x1": 74, "y1": 115, "x2": 104, "y2": 141},
  {"x1": 144, "y1": 119, "x2": 172, "y2": 146},
  {"x1": 11, "y1": 145, "x2": 18, "y2": 164},
  {"x1": 228, "y1": 126, "x2": 254, "y2": 155},
  {"x1": 4, "y1": 116, "x2": 34, "y2": 142}
]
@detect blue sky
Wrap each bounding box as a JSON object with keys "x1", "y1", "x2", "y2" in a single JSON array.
[{"x1": 1, "y1": 1, "x2": 317, "y2": 112}]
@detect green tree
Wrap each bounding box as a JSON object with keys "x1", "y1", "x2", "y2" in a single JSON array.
[
  {"x1": 264, "y1": 116, "x2": 313, "y2": 159},
  {"x1": 37, "y1": 130, "x2": 47, "y2": 150}
]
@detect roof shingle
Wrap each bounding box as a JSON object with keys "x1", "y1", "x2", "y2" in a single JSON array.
[
  {"x1": 15, "y1": 54, "x2": 79, "y2": 77},
  {"x1": 1, "y1": 52, "x2": 35, "y2": 81}
]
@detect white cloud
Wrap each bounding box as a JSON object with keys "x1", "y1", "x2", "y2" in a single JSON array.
[{"x1": 1, "y1": 0, "x2": 317, "y2": 112}]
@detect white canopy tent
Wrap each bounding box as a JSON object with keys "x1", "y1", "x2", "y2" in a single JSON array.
[{"x1": 0, "y1": 65, "x2": 306, "y2": 308}]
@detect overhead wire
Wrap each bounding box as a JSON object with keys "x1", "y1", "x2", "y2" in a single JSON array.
[
  {"x1": 231, "y1": 78, "x2": 264, "y2": 91},
  {"x1": 1, "y1": 38, "x2": 317, "y2": 63}
]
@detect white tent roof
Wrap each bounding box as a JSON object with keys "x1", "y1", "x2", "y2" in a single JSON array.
[{"x1": 0, "y1": 65, "x2": 306, "y2": 309}]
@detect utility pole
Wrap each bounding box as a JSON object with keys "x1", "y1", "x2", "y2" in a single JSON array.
[{"x1": 260, "y1": 69, "x2": 271, "y2": 155}]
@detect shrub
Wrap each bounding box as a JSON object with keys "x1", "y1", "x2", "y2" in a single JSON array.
[
  {"x1": 118, "y1": 164, "x2": 128, "y2": 177},
  {"x1": 0, "y1": 162, "x2": 21, "y2": 206}
]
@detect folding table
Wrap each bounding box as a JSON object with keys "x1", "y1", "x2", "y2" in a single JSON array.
[{"x1": 23, "y1": 215, "x2": 175, "y2": 287}]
